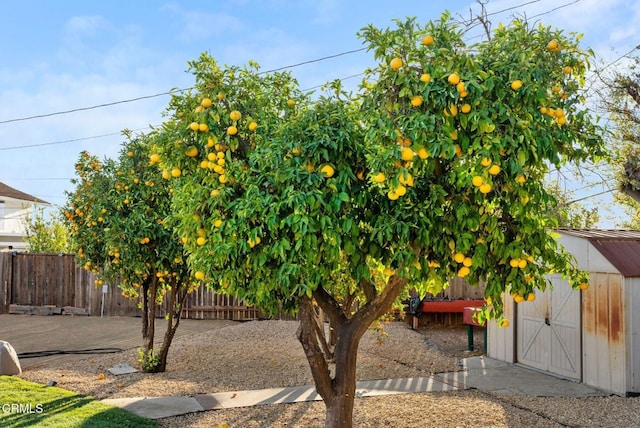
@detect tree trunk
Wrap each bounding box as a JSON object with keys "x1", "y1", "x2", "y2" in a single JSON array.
[
  {"x1": 297, "y1": 276, "x2": 409, "y2": 428},
  {"x1": 154, "y1": 280, "x2": 188, "y2": 373}
]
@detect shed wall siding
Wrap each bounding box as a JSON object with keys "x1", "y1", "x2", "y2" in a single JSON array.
[
  {"x1": 582, "y1": 272, "x2": 626, "y2": 394},
  {"x1": 558, "y1": 234, "x2": 618, "y2": 274},
  {"x1": 626, "y1": 277, "x2": 640, "y2": 393},
  {"x1": 487, "y1": 293, "x2": 515, "y2": 363}
]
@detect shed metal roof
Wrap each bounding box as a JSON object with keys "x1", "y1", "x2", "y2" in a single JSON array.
[{"x1": 556, "y1": 229, "x2": 640, "y2": 277}]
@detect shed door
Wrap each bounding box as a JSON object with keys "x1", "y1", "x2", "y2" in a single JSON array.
[{"x1": 517, "y1": 275, "x2": 581, "y2": 380}]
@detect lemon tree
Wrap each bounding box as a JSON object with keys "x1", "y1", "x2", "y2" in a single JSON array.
[
  {"x1": 152, "y1": 13, "x2": 605, "y2": 427},
  {"x1": 63, "y1": 133, "x2": 199, "y2": 373}
]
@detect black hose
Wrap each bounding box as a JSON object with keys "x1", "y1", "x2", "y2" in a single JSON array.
[{"x1": 17, "y1": 348, "x2": 124, "y2": 358}]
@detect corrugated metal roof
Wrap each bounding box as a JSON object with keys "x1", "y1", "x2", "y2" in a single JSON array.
[
  {"x1": 0, "y1": 182, "x2": 49, "y2": 204},
  {"x1": 556, "y1": 229, "x2": 640, "y2": 277}
]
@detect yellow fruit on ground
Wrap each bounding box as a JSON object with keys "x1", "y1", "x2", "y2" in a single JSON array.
[
  {"x1": 189, "y1": 122, "x2": 199, "y2": 131},
  {"x1": 479, "y1": 183, "x2": 491, "y2": 194},
  {"x1": 453, "y1": 252, "x2": 465, "y2": 263},
  {"x1": 390, "y1": 57, "x2": 403, "y2": 70},
  {"x1": 400, "y1": 147, "x2": 414, "y2": 161},
  {"x1": 410, "y1": 95, "x2": 423, "y2": 107},
  {"x1": 201, "y1": 98, "x2": 212, "y2": 108},
  {"x1": 387, "y1": 190, "x2": 399, "y2": 200},
  {"x1": 229, "y1": 110, "x2": 242, "y2": 121},
  {"x1": 227, "y1": 126, "x2": 238, "y2": 136},
  {"x1": 488, "y1": 164, "x2": 501, "y2": 175},
  {"x1": 248, "y1": 121, "x2": 258, "y2": 131},
  {"x1": 195, "y1": 271, "x2": 205, "y2": 280},
  {"x1": 286, "y1": 99, "x2": 295, "y2": 106},
  {"x1": 417, "y1": 147, "x2": 429, "y2": 159},
  {"x1": 199, "y1": 123, "x2": 209, "y2": 132},
  {"x1": 395, "y1": 185, "x2": 407, "y2": 196},
  {"x1": 518, "y1": 259, "x2": 527, "y2": 269},
  {"x1": 460, "y1": 103, "x2": 471, "y2": 113},
  {"x1": 527, "y1": 293, "x2": 536, "y2": 302},
  {"x1": 458, "y1": 266, "x2": 470, "y2": 277},
  {"x1": 511, "y1": 80, "x2": 523, "y2": 90},
  {"x1": 373, "y1": 172, "x2": 386, "y2": 183},
  {"x1": 171, "y1": 168, "x2": 181, "y2": 178},
  {"x1": 196, "y1": 237, "x2": 206, "y2": 246},
  {"x1": 579, "y1": 282, "x2": 589, "y2": 290},
  {"x1": 472, "y1": 176, "x2": 484, "y2": 187},
  {"x1": 420, "y1": 73, "x2": 431, "y2": 83},
  {"x1": 463, "y1": 257, "x2": 473, "y2": 267},
  {"x1": 509, "y1": 258, "x2": 520, "y2": 268},
  {"x1": 422, "y1": 34, "x2": 434, "y2": 45},
  {"x1": 448, "y1": 72, "x2": 460, "y2": 85},
  {"x1": 320, "y1": 164, "x2": 335, "y2": 178}
]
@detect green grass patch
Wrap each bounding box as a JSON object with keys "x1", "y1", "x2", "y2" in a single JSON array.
[{"x1": 0, "y1": 375, "x2": 157, "y2": 427}]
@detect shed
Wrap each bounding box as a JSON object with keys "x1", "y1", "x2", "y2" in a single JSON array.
[{"x1": 487, "y1": 229, "x2": 640, "y2": 395}]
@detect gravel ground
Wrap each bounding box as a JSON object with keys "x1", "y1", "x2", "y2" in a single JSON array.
[{"x1": 18, "y1": 320, "x2": 640, "y2": 427}]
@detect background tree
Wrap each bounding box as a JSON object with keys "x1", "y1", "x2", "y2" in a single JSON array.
[
  {"x1": 23, "y1": 207, "x2": 72, "y2": 253},
  {"x1": 544, "y1": 180, "x2": 599, "y2": 228},
  {"x1": 63, "y1": 133, "x2": 200, "y2": 373},
  {"x1": 153, "y1": 14, "x2": 605, "y2": 428}
]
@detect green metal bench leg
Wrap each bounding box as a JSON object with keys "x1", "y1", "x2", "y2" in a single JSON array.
[{"x1": 467, "y1": 324, "x2": 474, "y2": 351}]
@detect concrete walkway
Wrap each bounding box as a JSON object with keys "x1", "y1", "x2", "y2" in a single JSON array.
[{"x1": 102, "y1": 356, "x2": 609, "y2": 420}]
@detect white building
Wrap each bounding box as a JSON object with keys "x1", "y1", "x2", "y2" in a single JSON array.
[{"x1": 0, "y1": 182, "x2": 49, "y2": 251}]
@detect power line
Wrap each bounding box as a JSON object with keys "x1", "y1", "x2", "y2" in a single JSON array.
[{"x1": 0, "y1": 48, "x2": 368, "y2": 126}]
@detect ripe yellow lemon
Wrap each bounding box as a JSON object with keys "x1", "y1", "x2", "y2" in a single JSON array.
[
  {"x1": 400, "y1": 147, "x2": 414, "y2": 161},
  {"x1": 195, "y1": 106, "x2": 204, "y2": 113},
  {"x1": 458, "y1": 266, "x2": 470, "y2": 277},
  {"x1": 195, "y1": 271, "x2": 205, "y2": 280},
  {"x1": 481, "y1": 157, "x2": 492, "y2": 167},
  {"x1": 214, "y1": 219, "x2": 223, "y2": 228},
  {"x1": 448, "y1": 72, "x2": 460, "y2": 85},
  {"x1": 479, "y1": 183, "x2": 492, "y2": 194},
  {"x1": 196, "y1": 237, "x2": 206, "y2": 246},
  {"x1": 500, "y1": 319, "x2": 510, "y2": 328},
  {"x1": 450, "y1": 130, "x2": 458, "y2": 140},
  {"x1": 398, "y1": 172, "x2": 414, "y2": 187},
  {"x1": 516, "y1": 175, "x2": 526, "y2": 184},
  {"x1": 518, "y1": 259, "x2": 527, "y2": 269},
  {"x1": 539, "y1": 107, "x2": 548, "y2": 115},
  {"x1": 286, "y1": 99, "x2": 295, "y2": 106},
  {"x1": 420, "y1": 73, "x2": 431, "y2": 83},
  {"x1": 488, "y1": 164, "x2": 501, "y2": 175},
  {"x1": 447, "y1": 104, "x2": 458, "y2": 117},
  {"x1": 227, "y1": 126, "x2": 238, "y2": 136},
  {"x1": 511, "y1": 80, "x2": 523, "y2": 90},
  {"x1": 320, "y1": 164, "x2": 335, "y2": 178},
  {"x1": 410, "y1": 95, "x2": 423, "y2": 107},
  {"x1": 456, "y1": 81, "x2": 466, "y2": 93},
  {"x1": 563, "y1": 66, "x2": 572, "y2": 75},
  {"x1": 463, "y1": 257, "x2": 473, "y2": 267},
  {"x1": 417, "y1": 147, "x2": 429, "y2": 159},
  {"x1": 201, "y1": 98, "x2": 212, "y2": 108},
  {"x1": 387, "y1": 190, "x2": 399, "y2": 200},
  {"x1": 199, "y1": 123, "x2": 209, "y2": 132},
  {"x1": 150, "y1": 153, "x2": 161, "y2": 164},
  {"x1": 210, "y1": 189, "x2": 221, "y2": 197},
  {"x1": 171, "y1": 168, "x2": 182, "y2": 178},
  {"x1": 185, "y1": 146, "x2": 198, "y2": 157},
  {"x1": 472, "y1": 176, "x2": 484, "y2": 187},
  {"x1": 547, "y1": 39, "x2": 559, "y2": 51},
  {"x1": 453, "y1": 252, "x2": 466, "y2": 263},
  {"x1": 217, "y1": 92, "x2": 225, "y2": 101},
  {"x1": 373, "y1": 172, "x2": 386, "y2": 183},
  {"x1": 395, "y1": 185, "x2": 407, "y2": 196},
  {"x1": 460, "y1": 103, "x2": 471, "y2": 113},
  {"x1": 527, "y1": 293, "x2": 536, "y2": 302},
  {"x1": 390, "y1": 57, "x2": 403, "y2": 70},
  {"x1": 579, "y1": 282, "x2": 589, "y2": 290},
  {"x1": 229, "y1": 110, "x2": 242, "y2": 121},
  {"x1": 189, "y1": 122, "x2": 199, "y2": 131},
  {"x1": 127, "y1": 151, "x2": 134, "y2": 157},
  {"x1": 509, "y1": 258, "x2": 520, "y2": 268},
  {"x1": 422, "y1": 35, "x2": 434, "y2": 46},
  {"x1": 454, "y1": 144, "x2": 463, "y2": 157},
  {"x1": 514, "y1": 295, "x2": 525, "y2": 303},
  {"x1": 248, "y1": 121, "x2": 258, "y2": 131}
]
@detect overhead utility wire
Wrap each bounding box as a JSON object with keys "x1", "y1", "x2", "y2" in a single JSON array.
[{"x1": 0, "y1": 48, "x2": 368, "y2": 126}]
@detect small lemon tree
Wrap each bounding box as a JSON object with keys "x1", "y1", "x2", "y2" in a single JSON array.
[
  {"x1": 154, "y1": 14, "x2": 605, "y2": 428},
  {"x1": 64, "y1": 134, "x2": 199, "y2": 373}
]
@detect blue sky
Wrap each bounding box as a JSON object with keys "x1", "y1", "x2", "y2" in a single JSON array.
[{"x1": 1, "y1": 0, "x2": 639, "y2": 226}]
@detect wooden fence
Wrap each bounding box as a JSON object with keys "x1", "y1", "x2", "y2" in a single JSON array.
[{"x1": 0, "y1": 252, "x2": 268, "y2": 320}]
